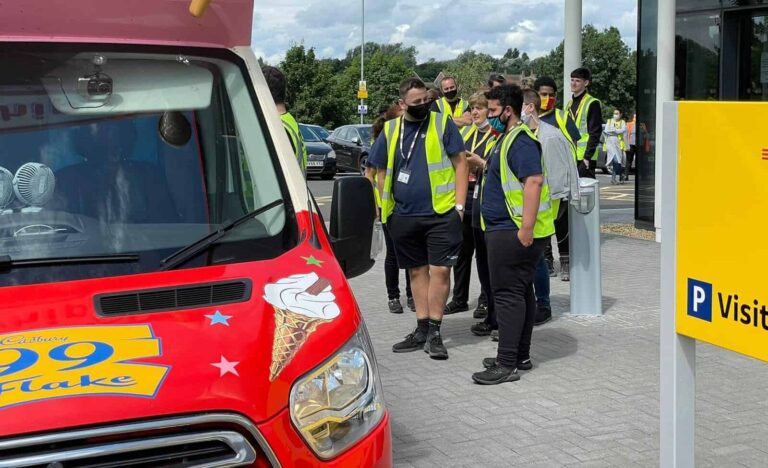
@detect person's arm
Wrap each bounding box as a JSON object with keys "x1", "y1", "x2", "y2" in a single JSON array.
[
  {"x1": 584, "y1": 101, "x2": 603, "y2": 160},
  {"x1": 376, "y1": 168, "x2": 387, "y2": 201},
  {"x1": 519, "y1": 175, "x2": 544, "y2": 247},
  {"x1": 451, "y1": 152, "x2": 469, "y2": 217}
]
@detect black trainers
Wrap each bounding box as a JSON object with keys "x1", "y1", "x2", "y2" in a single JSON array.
[
  {"x1": 472, "y1": 365, "x2": 519, "y2": 385},
  {"x1": 388, "y1": 299, "x2": 403, "y2": 314},
  {"x1": 406, "y1": 296, "x2": 415, "y2": 312},
  {"x1": 482, "y1": 357, "x2": 533, "y2": 371},
  {"x1": 423, "y1": 332, "x2": 448, "y2": 359},
  {"x1": 560, "y1": 260, "x2": 570, "y2": 282},
  {"x1": 473, "y1": 302, "x2": 488, "y2": 319},
  {"x1": 546, "y1": 257, "x2": 556, "y2": 277},
  {"x1": 392, "y1": 331, "x2": 426, "y2": 353},
  {"x1": 534, "y1": 304, "x2": 552, "y2": 326},
  {"x1": 470, "y1": 321, "x2": 495, "y2": 336},
  {"x1": 490, "y1": 329, "x2": 499, "y2": 342},
  {"x1": 443, "y1": 300, "x2": 469, "y2": 315}
]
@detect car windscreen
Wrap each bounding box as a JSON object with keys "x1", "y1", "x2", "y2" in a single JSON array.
[
  {"x1": 299, "y1": 124, "x2": 321, "y2": 142},
  {"x1": 0, "y1": 47, "x2": 297, "y2": 287},
  {"x1": 311, "y1": 125, "x2": 330, "y2": 139},
  {"x1": 357, "y1": 126, "x2": 371, "y2": 144}
]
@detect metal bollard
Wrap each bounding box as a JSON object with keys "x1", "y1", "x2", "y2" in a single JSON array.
[{"x1": 568, "y1": 177, "x2": 603, "y2": 315}]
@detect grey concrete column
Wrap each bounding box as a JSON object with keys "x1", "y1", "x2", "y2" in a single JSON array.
[{"x1": 563, "y1": 0, "x2": 582, "y2": 99}]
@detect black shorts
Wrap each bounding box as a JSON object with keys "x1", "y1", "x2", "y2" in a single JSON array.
[{"x1": 387, "y1": 211, "x2": 463, "y2": 269}]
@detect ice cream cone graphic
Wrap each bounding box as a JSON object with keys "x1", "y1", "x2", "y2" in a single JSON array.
[{"x1": 264, "y1": 273, "x2": 341, "y2": 381}]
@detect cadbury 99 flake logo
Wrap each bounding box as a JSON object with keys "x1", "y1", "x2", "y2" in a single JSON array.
[{"x1": 0, "y1": 325, "x2": 169, "y2": 409}]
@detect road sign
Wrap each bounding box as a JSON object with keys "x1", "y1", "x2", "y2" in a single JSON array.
[
  {"x1": 672, "y1": 102, "x2": 768, "y2": 361},
  {"x1": 358, "y1": 80, "x2": 367, "y2": 92},
  {"x1": 358, "y1": 104, "x2": 368, "y2": 115},
  {"x1": 357, "y1": 90, "x2": 368, "y2": 99}
]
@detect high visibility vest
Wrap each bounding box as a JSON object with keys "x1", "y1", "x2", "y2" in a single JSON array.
[
  {"x1": 461, "y1": 125, "x2": 497, "y2": 154},
  {"x1": 481, "y1": 125, "x2": 555, "y2": 238},
  {"x1": 566, "y1": 93, "x2": 601, "y2": 161},
  {"x1": 280, "y1": 112, "x2": 307, "y2": 174},
  {"x1": 603, "y1": 119, "x2": 627, "y2": 152},
  {"x1": 435, "y1": 97, "x2": 467, "y2": 119},
  {"x1": 380, "y1": 112, "x2": 456, "y2": 224}
]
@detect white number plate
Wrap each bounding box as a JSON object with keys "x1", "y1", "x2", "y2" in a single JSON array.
[{"x1": 307, "y1": 161, "x2": 324, "y2": 167}]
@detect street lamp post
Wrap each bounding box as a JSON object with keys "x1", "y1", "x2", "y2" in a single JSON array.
[{"x1": 360, "y1": 0, "x2": 365, "y2": 125}]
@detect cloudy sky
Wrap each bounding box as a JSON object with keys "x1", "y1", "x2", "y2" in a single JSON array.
[{"x1": 251, "y1": 0, "x2": 637, "y2": 64}]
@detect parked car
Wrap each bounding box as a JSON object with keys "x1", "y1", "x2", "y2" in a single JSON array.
[
  {"x1": 299, "y1": 123, "x2": 337, "y2": 180},
  {"x1": 327, "y1": 124, "x2": 372, "y2": 174}
]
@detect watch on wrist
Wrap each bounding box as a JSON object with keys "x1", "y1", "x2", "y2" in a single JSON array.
[{"x1": 455, "y1": 204, "x2": 464, "y2": 212}]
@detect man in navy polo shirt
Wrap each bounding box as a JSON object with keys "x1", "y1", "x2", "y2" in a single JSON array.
[{"x1": 369, "y1": 77, "x2": 469, "y2": 360}]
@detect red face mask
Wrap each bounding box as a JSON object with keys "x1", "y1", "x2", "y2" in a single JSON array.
[{"x1": 540, "y1": 95, "x2": 556, "y2": 111}]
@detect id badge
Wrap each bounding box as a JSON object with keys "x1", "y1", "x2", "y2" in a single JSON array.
[
  {"x1": 473, "y1": 184, "x2": 480, "y2": 199},
  {"x1": 397, "y1": 170, "x2": 411, "y2": 184}
]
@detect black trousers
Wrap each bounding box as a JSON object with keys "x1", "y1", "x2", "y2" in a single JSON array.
[
  {"x1": 625, "y1": 145, "x2": 637, "y2": 178},
  {"x1": 486, "y1": 231, "x2": 548, "y2": 367},
  {"x1": 451, "y1": 209, "x2": 475, "y2": 304},
  {"x1": 544, "y1": 200, "x2": 569, "y2": 261},
  {"x1": 383, "y1": 224, "x2": 411, "y2": 300},
  {"x1": 473, "y1": 227, "x2": 495, "y2": 327}
]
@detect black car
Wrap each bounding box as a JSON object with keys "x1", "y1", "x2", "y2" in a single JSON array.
[
  {"x1": 327, "y1": 124, "x2": 372, "y2": 174},
  {"x1": 299, "y1": 123, "x2": 337, "y2": 180}
]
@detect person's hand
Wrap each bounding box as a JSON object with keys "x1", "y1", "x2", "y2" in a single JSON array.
[
  {"x1": 517, "y1": 227, "x2": 534, "y2": 247},
  {"x1": 582, "y1": 160, "x2": 590, "y2": 170},
  {"x1": 466, "y1": 153, "x2": 486, "y2": 170}
]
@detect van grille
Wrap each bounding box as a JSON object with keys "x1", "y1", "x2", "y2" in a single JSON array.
[
  {"x1": 96, "y1": 280, "x2": 251, "y2": 316},
  {"x1": 0, "y1": 415, "x2": 265, "y2": 468}
]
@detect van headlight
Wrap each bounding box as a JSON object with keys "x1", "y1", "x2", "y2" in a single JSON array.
[
  {"x1": 289, "y1": 324, "x2": 385, "y2": 459},
  {"x1": 326, "y1": 150, "x2": 337, "y2": 160}
]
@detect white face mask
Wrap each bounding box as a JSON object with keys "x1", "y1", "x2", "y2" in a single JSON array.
[
  {"x1": 521, "y1": 110, "x2": 532, "y2": 125},
  {"x1": 613, "y1": 114, "x2": 621, "y2": 120},
  {"x1": 478, "y1": 119, "x2": 490, "y2": 129}
]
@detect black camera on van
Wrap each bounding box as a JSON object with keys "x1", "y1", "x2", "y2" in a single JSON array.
[{"x1": 77, "y1": 72, "x2": 113, "y2": 98}]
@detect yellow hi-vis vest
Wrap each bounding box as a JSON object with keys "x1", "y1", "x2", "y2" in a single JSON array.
[
  {"x1": 480, "y1": 125, "x2": 555, "y2": 238},
  {"x1": 280, "y1": 112, "x2": 307, "y2": 174},
  {"x1": 380, "y1": 112, "x2": 456, "y2": 224},
  {"x1": 566, "y1": 93, "x2": 601, "y2": 161},
  {"x1": 435, "y1": 97, "x2": 467, "y2": 119},
  {"x1": 553, "y1": 109, "x2": 578, "y2": 161}
]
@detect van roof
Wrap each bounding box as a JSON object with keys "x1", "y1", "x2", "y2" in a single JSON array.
[{"x1": 0, "y1": 0, "x2": 254, "y2": 49}]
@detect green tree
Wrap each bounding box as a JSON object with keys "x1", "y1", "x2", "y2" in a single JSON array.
[{"x1": 444, "y1": 51, "x2": 497, "y2": 99}]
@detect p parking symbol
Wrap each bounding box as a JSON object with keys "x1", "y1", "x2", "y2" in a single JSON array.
[{"x1": 687, "y1": 279, "x2": 712, "y2": 322}]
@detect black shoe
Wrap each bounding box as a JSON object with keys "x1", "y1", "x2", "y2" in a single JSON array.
[
  {"x1": 392, "y1": 331, "x2": 426, "y2": 353},
  {"x1": 534, "y1": 304, "x2": 552, "y2": 326},
  {"x1": 490, "y1": 329, "x2": 499, "y2": 342},
  {"x1": 560, "y1": 260, "x2": 570, "y2": 282},
  {"x1": 470, "y1": 322, "x2": 495, "y2": 336},
  {"x1": 443, "y1": 300, "x2": 469, "y2": 315},
  {"x1": 473, "y1": 302, "x2": 488, "y2": 319},
  {"x1": 407, "y1": 296, "x2": 415, "y2": 312},
  {"x1": 472, "y1": 365, "x2": 520, "y2": 385},
  {"x1": 482, "y1": 357, "x2": 533, "y2": 371},
  {"x1": 388, "y1": 299, "x2": 403, "y2": 314},
  {"x1": 424, "y1": 332, "x2": 448, "y2": 359}
]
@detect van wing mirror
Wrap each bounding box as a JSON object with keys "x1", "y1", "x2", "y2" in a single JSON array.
[{"x1": 329, "y1": 176, "x2": 376, "y2": 278}]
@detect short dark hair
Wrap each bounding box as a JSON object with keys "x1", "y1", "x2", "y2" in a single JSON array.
[
  {"x1": 570, "y1": 67, "x2": 592, "y2": 81},
  {"x1": 399, "y1": 77, "x2": 426, "y2": 98},
  {"x1": 488, "y1": 73, "x2": 506, "y2": 87},
  {"x1": 533, "y1": 76, "x2": 557, "y2": 92},
  {"x1": 262, "y1": 65, "x2": 287, "y2": 104},
  {"x1": 522, "y1": 89, "x2": 541, "y2": 109},
  {"x1": 485, "y1": 84, "x2": 524, "y2": 118}
]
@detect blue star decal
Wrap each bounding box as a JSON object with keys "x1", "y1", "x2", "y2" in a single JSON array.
[{"x1": 205, "y1": 310, "x2": 232, "y2": 326}]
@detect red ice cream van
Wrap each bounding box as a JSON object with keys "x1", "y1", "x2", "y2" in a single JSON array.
[{"x1": 0, "y1": 1, "x2": 392, "y2": 466}]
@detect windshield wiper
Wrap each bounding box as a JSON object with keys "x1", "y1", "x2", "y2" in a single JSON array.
[
  {"x1": 160, "y1": 199, "x2": 285, "y2": 271},
  {"x1": 0, "y1": 254, "x2": 139, "y2": 272}
]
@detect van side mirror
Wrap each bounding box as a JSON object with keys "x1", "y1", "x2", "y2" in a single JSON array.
[{"x1": 329, "y1": 176, "x2": 376, "y2": 278}]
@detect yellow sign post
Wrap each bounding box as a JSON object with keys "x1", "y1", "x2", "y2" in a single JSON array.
[
  {"x1": 674, "y1": 102, "x2": 768, "y2": 361},
  {"x1": 661, "y1": 101, "x2": 768, "y2": 468}
]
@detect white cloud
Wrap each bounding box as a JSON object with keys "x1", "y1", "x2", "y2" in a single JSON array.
[{"x1": 250, "y1": 0, "x2": 637, "y2": 64}]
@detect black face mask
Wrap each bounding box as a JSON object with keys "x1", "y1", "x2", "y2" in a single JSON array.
[
  {"x1": 444, "y1": 89, "x2": 458, "y2": 100},
  {"x1": 407, "y1": 102, "x2": 431, "y2": 121}
]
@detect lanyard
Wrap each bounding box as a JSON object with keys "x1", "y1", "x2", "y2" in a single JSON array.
[
  {"x1": 470, "y1": 129, "x2": 492, "y2": 154},
  {"x1": 399, "y1": 117, "x2": 426, "y2": 165}
]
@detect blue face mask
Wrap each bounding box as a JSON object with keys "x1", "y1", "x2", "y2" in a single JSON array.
[{"x1": 488, "y1": 112, "x2": 507, "y2": 133}]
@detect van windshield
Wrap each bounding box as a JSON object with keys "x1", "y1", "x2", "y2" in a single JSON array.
[{"x1": 0, "y1": 47, "x2": 297, "y2": 287}]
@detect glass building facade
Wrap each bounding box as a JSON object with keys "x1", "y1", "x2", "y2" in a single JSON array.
[{"x1": 635, "y1": 0, "x2": 768, "y2": 227}]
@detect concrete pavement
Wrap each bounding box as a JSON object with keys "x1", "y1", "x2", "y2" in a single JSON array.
[{"x1": 348, "y1": 233, "x2": 768, "y2": 467}]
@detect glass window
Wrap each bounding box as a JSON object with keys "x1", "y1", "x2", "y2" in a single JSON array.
[
  {"x1": 675, "y1": 14, "x2": 721, "y2": 100},
  {"x1": 0, "y1": 47, "x2": 296, "y2": 287},
  {"x1": 338, "y1": 127, "x2": 353, "y2": 141},
  {"x1": 310, "y1": 125, "x2": 330, "y2": 140},
  {"x1": 357, "y1": 126, "x2": 371, "y2": 144},
  {"x1": 677, "y1": 0, "x2": 720, "y2": 12},
  {"x1": 299, "y1": 124, "x2": 321, "y2": 142},
  {"x1": 741, "y1": 13, "x2": 768, "y2": 100}
]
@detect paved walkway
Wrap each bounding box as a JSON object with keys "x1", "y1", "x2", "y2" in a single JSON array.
[{"x1": 349, "y1": 234, "x2": 768, "y2": 467}]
